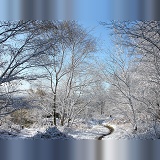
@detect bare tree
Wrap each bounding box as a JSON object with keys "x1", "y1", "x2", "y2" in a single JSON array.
[
  {"x1": 0, "y1": 21, "x2": 58, "y2": 116},
  {"x1": 100, "y1": 48, "x2": 138, "y2": 130},
  {"x1": 101, "y1": 21, "x2": 160, "y2": 134},
  {"x1": 40, "y1": 21, "x2": 97, "y2": 126}
]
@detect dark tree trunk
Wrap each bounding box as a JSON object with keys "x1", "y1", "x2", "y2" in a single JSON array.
[
  {"x1": 60, "y1": 109, "x2": 66, "y2": 126},
  {"x1": 53, "y1": 108, "x2": 56, "y2": 126},
  {"x1": 61, "y1": 116, "x2": 64, "y2": 126},
  {"x1": 53, "y1": 93, "x2": 57, "y2": 126}
]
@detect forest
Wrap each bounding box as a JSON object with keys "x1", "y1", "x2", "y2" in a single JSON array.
[{"x1": 0, "y1": 21, "x2": 160, "y2": 140}]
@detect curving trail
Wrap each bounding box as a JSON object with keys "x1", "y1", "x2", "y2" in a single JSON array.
[{"x1": 97, "y1": 125, "x2": 114, "y2": 140}]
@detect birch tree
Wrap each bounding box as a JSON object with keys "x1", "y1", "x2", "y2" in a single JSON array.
[{"x1": 41, "y1": 21, "x2": 97, "y2": 126}]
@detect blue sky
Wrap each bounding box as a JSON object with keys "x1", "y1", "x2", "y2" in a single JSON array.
[
  {"x1": 78, "y1": 20, "x2": 114, "y2": 61},
  {"x1": 79, "y1": 20, "x2": 112, "y2": 45}
]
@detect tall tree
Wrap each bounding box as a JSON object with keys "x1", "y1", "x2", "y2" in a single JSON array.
[
  {"x1": 101, "y1": 21, "x2": 160, "y2": 134},
  {"x1": 40, "y1": 21, "x2": 97, "y2": 126}
]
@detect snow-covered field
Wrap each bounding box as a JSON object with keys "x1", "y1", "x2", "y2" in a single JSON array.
[
  {"x1": 0, "y1": 117, "x2": 111, "y2": 140},
  {"x1": 0, "y1": 116, "x2": 159, "y2": 140}
]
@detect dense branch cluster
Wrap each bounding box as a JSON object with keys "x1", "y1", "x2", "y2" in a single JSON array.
[{"x1": 101, "y1": 21, "x2": 160, "y2": 135}]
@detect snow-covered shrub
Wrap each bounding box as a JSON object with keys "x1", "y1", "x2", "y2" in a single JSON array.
[
  {"x1": 10, "y1": 109, "x2": 35, "y2": 128},
  {"x1": 32, "y1": 127, "x2": 74, "y2": 140}
]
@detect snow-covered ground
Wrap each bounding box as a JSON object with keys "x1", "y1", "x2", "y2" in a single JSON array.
[
  {"x1": 59, "y1": 124, "x2": 110, "y2": 139},
  {"x1": 0, "y1": 126, "x2": 74, "y2": 140},
  {"x1": 0, "y1": 116, "x2": 159, "y2": 140},
  {"x1": 0, "y1": 118, "x2": 111, "y2": 140}
]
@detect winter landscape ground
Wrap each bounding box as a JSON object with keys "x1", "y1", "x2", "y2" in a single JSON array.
[{"x1": 0, "y1": 115, "x2": 159, "y2": 140}]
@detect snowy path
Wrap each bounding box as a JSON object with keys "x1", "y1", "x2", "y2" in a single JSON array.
[
  {"x1": 97, "y1": 125, "x2": 114, "y2": 140},
  {"x1": 64, "y1": 124, "x2": 112, "y2": 140}
]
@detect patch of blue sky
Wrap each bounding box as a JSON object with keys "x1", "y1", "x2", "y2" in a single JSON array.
[{"x1": 78, "y1": 20, "x2": 114, "y2": 61}]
